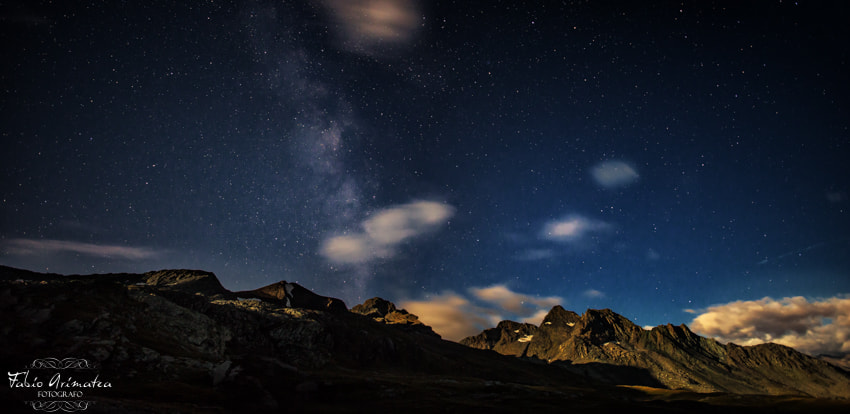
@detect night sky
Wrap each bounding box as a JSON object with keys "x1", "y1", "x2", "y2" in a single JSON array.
[{"x1": 2, "y1": 1, "x2": 849, "y2": 351}]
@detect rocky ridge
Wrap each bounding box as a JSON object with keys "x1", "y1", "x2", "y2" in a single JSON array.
[
  {"x1": 461, "y1": 306, "x2": 850, "y2": 398},
  {"x1": 350, "y1": 297, "x2": 438, "y2": 337}
]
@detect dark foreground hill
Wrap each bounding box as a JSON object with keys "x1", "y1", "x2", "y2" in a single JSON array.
[{"x1": 1, "y1": 266, "x2": 849, "y2": 413}]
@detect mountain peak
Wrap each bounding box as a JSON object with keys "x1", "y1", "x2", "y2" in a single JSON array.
[
  {"x1": 574, "y1": 308, "x2": 642, "y2": 346},
  {"x1": 541, "y1": 305, "x2": 581, "y2": 328},
  {"x1": 352, "y1": 297, "x2": 399, "y2": 317},
  {"x1": 237, "y1": 280, "x2": 348, "y2": 313},
  {"x1": 459, "y1": 319, "x2": 538, "y2": 356},
  {"x1": 351, "y1": 297, "x2": 438, "y2": 337}
]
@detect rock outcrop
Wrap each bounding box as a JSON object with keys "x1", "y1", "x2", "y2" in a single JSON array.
[
  {"x1": 459, "y1": 320, "x2": 538, "y2": 357},
  {"x1": 351, "y1": 297, "x2": 438, "y2": 337}
]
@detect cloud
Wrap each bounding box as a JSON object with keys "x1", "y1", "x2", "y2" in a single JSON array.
[
  {"x1": 590, "y1": 160, "x2": 639, "y2": 188},
  {"x1": 400, "y1": 293, "x2": 496, "y2": 341},
  {"x1": 541, "y1": 215, "x2": 611, "y2": 243},
  {"x1": 583, "y1": 289, "x2": 605, "y2": 299},
  {"x1": 470, "y1": 284, "x2": 562, "y2": 316},
  {"x1": 514, "y1": 248, "x2": 555, "y2": 261},
  {"x1": 689, "y1": 296, "x2": 850, "y2": 356},
  {"x1": 320, "y1": 0, "x2": 421, "y2": 56},
  {"x1": 321, "y1": 200, "x2": 454, "y2": 264},
  {"x1": 401, "y1": 285, "x2": 564, "y2": 341},
  {"x1": 3, "y1": 238, "x2": 163, "y2": 260}
]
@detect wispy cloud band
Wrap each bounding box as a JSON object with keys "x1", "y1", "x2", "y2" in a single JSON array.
[{"x1": 3, "y1": 238, "x2": 163, "y2": 260}]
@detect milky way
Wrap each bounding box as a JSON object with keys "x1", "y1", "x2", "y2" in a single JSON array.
[{"x1": 2, "y1": 1, "x2": 849, "y2": 352}]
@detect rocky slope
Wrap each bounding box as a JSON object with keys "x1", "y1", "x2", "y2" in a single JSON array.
[
  {"x1": 461, "y1": 306, "x2": 850, "y2": 398},
  {"x1": 2, "y1": 265, "x2": 849, "y2": 413}
]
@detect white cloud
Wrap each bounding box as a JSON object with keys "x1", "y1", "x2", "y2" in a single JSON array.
[
  {"x1": 689, "y1": 295, "x2": 850, "y2": 356},
  {"x1": 583, "y1": 289, "x2": 605, "y2": 299},
  {"x1": 401, "y1": 285, "x2": 564, "y2": 341},
  {"x1": 590, "y1": 160, "x2": 639, "y2": 188},
  {"x1": 541, "y1": 215, "x2": 611, "y2": 243},
  {"x1": 321, "y1": 200, "x2": 454, "y2": 264},
  {"x1": 470, "y1": 284, "x2": 562, "y2": 316},
  {"x1": 319, "y1": 0, "x2": 421, "y2": 56},
  {"x1": 3, "y1": 238, "x2": 163, "y2": 260}
]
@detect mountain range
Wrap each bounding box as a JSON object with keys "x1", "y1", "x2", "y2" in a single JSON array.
[
  {"x1": 1, "y1": 266, "x2": 848, "y2": 413},
  {"x1": 460, "y1": 305, "x2": 850, "y2": 397}
]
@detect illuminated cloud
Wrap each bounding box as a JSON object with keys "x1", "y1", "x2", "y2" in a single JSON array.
[
  {"x1": 320, "y1": 0, "x2": 421, "y2": 55},
  {"x1": 590, "y1": 160, "x2": 639, "y2": 188},
  {"x1": 321, "y1": 200, "x2": 454, "y2": 264},
  {"x1": 401, "y1": 285, "x2": 564, "y2": 341},
  {"x1": 470, "y1": 284, "x2": 561, "y2": 316},
  {"x1": 689, "y1": 296, "x2": 850, "y2": 356},
  {"x1": 400, "y1": 293, "x2": 495, "y2": 341},
  {"x1": 541, "y1": 215, "x2": 611, "y2": 243},
  {"x1": 3, "y1": 238, "x2": 163, "y2": 260},
  {"x1": 583, "y1": 289, "x2": 605, "y2": 299}
]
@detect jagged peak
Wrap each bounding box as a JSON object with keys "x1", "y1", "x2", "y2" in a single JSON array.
[
  {"x1": 579, "y1": 308, "x2": 639, "y2": 327},
  {"x1": 352, "y1": 297, "x2": 438, "y2": 337},
  {"x1": 574, "y1": 308, "x2": 643, "y2": 345},
  {"x1": 352, "y1": 297, "x2": 403, "y2": 317},
  {"x1": 540, "y1": 305, "x2": 580, "y2": 328}
]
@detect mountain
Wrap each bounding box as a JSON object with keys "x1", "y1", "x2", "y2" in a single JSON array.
[
  {"x1": 2, "y1": 265, "x2": 849, "y2": 413},
  {"x1": 461, "y1": 307, "x2": 850, "y2": 398},
  {"x1": 350, "y1": 297, "x2": 438, "y2": 337}
]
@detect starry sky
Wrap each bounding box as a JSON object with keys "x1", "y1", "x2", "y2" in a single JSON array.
[{"x1": 2, "y1": 1, "x2": 849, "y2": 350}]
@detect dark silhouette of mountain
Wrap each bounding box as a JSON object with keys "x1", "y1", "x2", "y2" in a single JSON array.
[
  {"x1": 235, "y1": 280, "x2": 348, "y2": 313},
  {"x1": 2, "y1": 265, "x2": 849, "y2": 413},
  {"x1": 461, "y1": 307, "x2": 850, "y2": 398}
]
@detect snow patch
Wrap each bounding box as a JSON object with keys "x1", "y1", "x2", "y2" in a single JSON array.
[
  {"x1": 567, "y1": 322, "x2": 575, "y2": 327},
  {"x1": 518, "y1": 334, "x2": 534, "y2": 343},
  {"x1": 544, "y1": 322, "x2": 552, "y2": 325}
]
